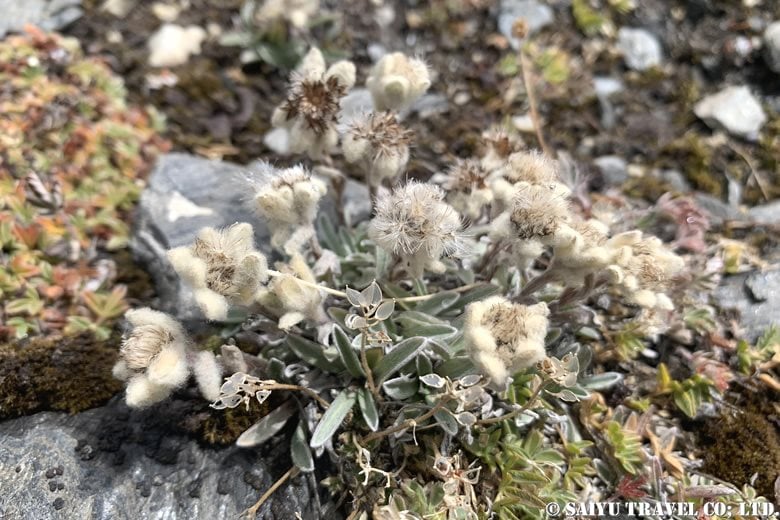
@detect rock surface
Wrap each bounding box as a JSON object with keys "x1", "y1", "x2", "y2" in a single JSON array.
[
  {"x1": 0, "y1": 396, "x2": 321, "y2": 520},
  {"x1": 593, "y1": 155, "x2": 628, "y2": 186},
  {"x1": 617, "y1": 28, "x2": 662, "y2": 71},
  {"x1": 693, "y1": 86, "x2": 766, "y2": 140},
  {"x1": 713, "y1": 269, "x2": 780, "y2": 342},
  {"x1": 763, "y1": 21, "x2": 780, "y2": 73},
  {"x1": 0, "y1": 0, "x2": 82, "y2": 37},
  {"x1": 498, "y1": 0, "x2": 554, "y2": 49},
  {"x1": 748, "y1": 199, "x2": 780, "y2": 226}
]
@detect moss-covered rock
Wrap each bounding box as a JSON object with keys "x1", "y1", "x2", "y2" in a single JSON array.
[{"x1": 0, "y1": 333, "x2": 122, "y2": 418}]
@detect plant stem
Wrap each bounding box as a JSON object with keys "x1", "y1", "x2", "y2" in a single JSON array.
[
  {"x1": 519, "y1": 48, "x2": 551, "y2": 157},
  {"x1": 266, "y1": 382, "x2": 330, "y2": 409},
  {"x1": 477, "y1": 381, "x2": 547, "y2": 426},
  {"x1": 360, "y1": 332, "x2": 381, "y2": 402},
  {"x1": 361, "y1": 396, "x2": 451, "y2": 444},
  {"x1": 241, "y1": 466, "x2": 300, "y2": 519},
  {"x1": 266, "y1": 270, "x2": 485, "y2": 304},
  {"x1": 515, "y1": 266, "x2": 557, "y2": 300}
]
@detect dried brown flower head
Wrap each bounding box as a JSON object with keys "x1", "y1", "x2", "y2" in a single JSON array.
[{"x1": 509, "y1": 183, "x2": 569, "y2": 240}]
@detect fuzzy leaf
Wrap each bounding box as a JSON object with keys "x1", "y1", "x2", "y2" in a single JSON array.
[
  {"x1": 310, "y1": 390, "x2": 356, "y2": 448},
  {"x1": 414, "y1": 291, "x2": 459, "y2": 316},
  {"x1": 291, "y1": 421, "x2": 315, "y2": 472},
  {"x1": 434, "y1": 409, "x2": 459, "y2": 435},
  {"x1": 374, "y1": 337, "x2": 427, "y2": 384},
  {"x1": 580, "y1": 372, "x2": 623, "y2": 390},
  {"x1": 396, "y1": 312, "x2": 458, "y2": 339},
  {"x1": 382, "y1": 375, "x2": 419, "y2": 400},
  {"x1": 237, "y1": 402, "x2": 296, "y2": 448},
  {"x1": 333, "y1": 326, "x2": 365, "y2": 378},
  {"x1": 374, "y1": 300, "x2": 395, "y2": 321},
  {"x1": 357, "y1": 388, "x2": 379, "y2": 431},
  {"x1": 287, "y1": 334, "x2": 343, "y2": 373},
  {"x1": 436, "y1": 357, "x2": 478, "y2": 379}
]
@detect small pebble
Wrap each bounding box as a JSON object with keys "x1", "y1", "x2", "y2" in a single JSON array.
[
  {"x1": 53, "y1": 498, "x2": 65, "y2": 510},
  {"x1": 45, "y1": 468, "x2": 56, "y2": 479},
  {"x1": 55, "y1": 466, "x2": 63, "y2": 476},
  {"x1": 48, "y1": 481, "x2": 57, "y2": 492}
]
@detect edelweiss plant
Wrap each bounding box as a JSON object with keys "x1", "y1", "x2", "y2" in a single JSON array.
[{"x1": 114, "y1": 47, "x2": 766, "y2": 519}]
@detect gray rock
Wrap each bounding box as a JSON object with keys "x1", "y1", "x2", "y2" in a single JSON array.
[
  {"x1": 693, "y1": 86, "x2": 766, "y2": 140},
  {"x1": 498, "y1": 0, "x2": 553, "y2": 50},
  {"x1": 132, "y1": 153, "x2": 370, "y2": 320},
  {"x1": 714, "y1": 269, "x2": 780, "y2": 342},
  {"x1": 748, "y1": 199, "x2": 780, "y2": 226},
  {"x1": 593, "y1": 76, "x2": 623, "y2": 129},
  {"x1": 131, "y1": 153, "x2": 270, "y2": 321},
  {"x1": 692, "y1": 193, "x2": 745, "y2": 226},
  {"x1": 763, "y1": 21, "x2": 780, "y2": 73},
  {"x1": 617, "y1": 28, "x2": 662, "y2": 71},
  {"x1": 0, "y1": 396, "x2": 322, "y2": 520},
  {"x1": 593, "y1": 155, "x2": 628, "y2": 186},
  {"x1": 0, "y1": 0, "x2": 82, "y2": 38},
  {"x1": 659, "y1": 169, "x2": 690, "y2": 193}
]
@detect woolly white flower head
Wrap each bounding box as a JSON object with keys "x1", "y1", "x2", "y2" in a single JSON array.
[
  {"x1": 607, "y1": 232, "x2": 685, "y2": 310},
  {"x1": 342, "y1": 111, "x2": 412, "y2": 188},
  {"x1": 440, "y1": 159, "x2": 493, "y2": 220},
  {"x1": 551, "y1": 218, "x2": 614, "y2": 285},
  {"x1": 114, "y1": 308, "x2": 223, "y2": 407},
  {"x1": 255, "y1": 0, "x2": 319, "y2": 29},
  {"x1": 113, "y1": 308, "x2": 190, "y2": 408},
  {"x1": 260, "y1": 254, "x2": 326, "y2": 330},
  {"x1": 490, "y1": 150, "x2": 569, "y2": 209},
  {"x1": 252, "y1": 164, "x2": 327, "y2": 253},
  {"x1": 464, "y1": 296, "x2": 549, "y2": 388},
  {"x1": 167, "y1": 223, "x2": 268, "y2": 321},
  {"x1": 272, "y1": 47, "x2": 356, "y2": 159},
  {"x1": 366, "y1": 52, "x2": 431, "y2": 111},
  {"x1": 508, "y1": 182, "x2": 571, "y2": 245},
  {"x1": 480, "y1": 127, "x2": 522, "y2": 172},
  {"x1": 368, "y1": 182, "x2": 464, "y2": 278}
]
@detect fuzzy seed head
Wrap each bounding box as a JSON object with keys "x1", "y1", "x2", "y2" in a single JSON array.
[
  {"x1": 369, "y1": 182, "x2": 464, "y2": 277},
  {"x1": 502, "y1": 151, "x2": 559, "y2": 185},
  {"x1": 121, "y1": 324, "x2": 173, "y2": 371},
  {"x1": 509, "y1": 183, "x2": 570, "y2": 240},
  {"x1": 343, "y1": 112, "x2": 412, "y2": 186}
]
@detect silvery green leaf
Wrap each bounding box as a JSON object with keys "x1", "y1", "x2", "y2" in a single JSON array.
[
  {"x1": 396, "y1": 312, "x2": 457, "y2": 339},
  {"x1": 414, "y1": 291, "x2": 460, "y2": 316},
  {"x1": 580, "y1": 372, "x2": 624, "y2": 390},
  {"x1": 291, "y1": 421, "x2": 314, "y2": 473},
  {"x1": 545, "y1": 327, "x2": 563, "y2": 345},
  {"x1": 327, "y1": 306, "x2": 348, "y2": 329},
  {"x1": 436, "y1": 357, "x2": 478, "y2": 379},
  {"x1": 310, "y1": 391, "x2": 356, "y2": 448},
  {"x1": 420, "y1": 373, "x2": 445, "y2": 389},
  {"x1": 459, "y1": 374, "x2": 482, "y2": 387},
  {"x1": 455, "y1": 411, "x2": 477, "y2": 427},
  {"x1": 346, "y1": 287, "x2": 362, "y2": 307},
  {"x1": 375, "y1": 247, "x2": 390, "y2": 279},
  {"x1": 287, "y1": 334, "x2": 343, "y2": 373},
  {"x1": 357, "y1": 388, "x2": 379, "y2": 431},
  {"x1": 382, "y1": 375, "x2": 419, "y2": 400},
  {"x1": 454, "y1": 284, "x2": 501, "y2": 309},
  {"x1": 268, "y1": 358, "x2": 286, "y2": 381},
  {"x1": 373, "y1": 300, "x2": 395, "y2": 321},
  {"x1": 425, "y1": 339, "x2": 453, "y2": 360},
  {"x1": 374, "y1": 337, "x2": 427, "y2": 384},
  {"x1": 333, "y1": 326, "x2": 365, "y2": 378},
  {"x1": 434, "y1": 409, "x2": 459, "y2": 435},
  {"x1": 237, "y1": 402, "x2": 296, "y2": 448},
  {"x1": 576, "y1": 326, "x2": 601, "y2": 341},
  {"x1": 416, "y1": 354, "x2": 433, "y2": 375}
]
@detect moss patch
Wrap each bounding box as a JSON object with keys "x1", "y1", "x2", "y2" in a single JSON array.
[
  {"x1": 698, "y1": 395, "x2": 780, "y2": 499},
  {"x1": 0, "y1": 333, "x2": 122, "y2": 419}
]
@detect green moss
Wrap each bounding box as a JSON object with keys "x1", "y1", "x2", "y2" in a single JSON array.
[
  {"x1": 0, "y1": 333, "x2": 122, "y2": 418},
  {"x1": 665, "y1": 134, "x2": 724, "y2": 197},
  {"x1": 700, "y1": 404, "x2": 780, "y2": 499},
  {"x1": 198, "y1": 401, "x2": 269, "y2": 445}
]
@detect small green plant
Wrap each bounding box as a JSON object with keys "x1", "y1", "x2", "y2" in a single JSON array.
[{"x1": 0, "y1": 28, "x2": 168, "y2": 340}]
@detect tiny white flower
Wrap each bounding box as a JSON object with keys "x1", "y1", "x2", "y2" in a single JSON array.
[
  {"x1": 439, "y1": 159, "x2": 494, "y2": 220},
  {"x1": 342, "y1": 111, "x2": 412, "y2": 188},
  {"x1": 259, "y1": 254, "x2": 326, "y2": 330}
]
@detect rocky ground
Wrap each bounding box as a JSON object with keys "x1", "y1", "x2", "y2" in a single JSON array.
[{"x1": 0, "y1": 0, "x2": 779, "y2": 518}]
